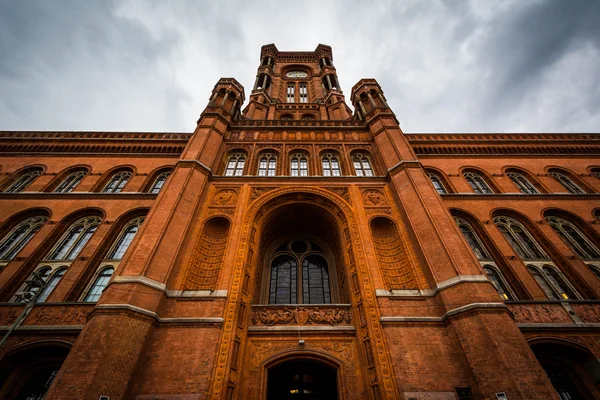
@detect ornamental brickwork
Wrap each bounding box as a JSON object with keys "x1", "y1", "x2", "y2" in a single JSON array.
[{"x1": 0, "y1": 44, "x2": 599, "y2": 400}]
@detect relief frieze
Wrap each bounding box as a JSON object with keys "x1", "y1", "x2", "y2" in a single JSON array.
[
  {"x1": 251, "y1": 305, "x2": 352, "y2": 326},
  {"x1": 508, "y1": 303, "x2": 572, "y2": 324},
  {"x1": 24, "y1": 305, "x2": 93, "y2": 326}
]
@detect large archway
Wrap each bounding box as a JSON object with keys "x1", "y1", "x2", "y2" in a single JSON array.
[
  {"x1": 530, "y1": 340, "x2": 600, "y2": 399},
  {"x1": 267, "y1": 358, "x2": 339, "y2": 400}
]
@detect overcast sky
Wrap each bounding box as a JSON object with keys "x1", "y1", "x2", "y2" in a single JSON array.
[{"x1": 0, "y1": 0, "x2": 599, "y2": 133}]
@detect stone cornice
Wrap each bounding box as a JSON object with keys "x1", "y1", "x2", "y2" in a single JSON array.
[
  {"x1": 210, "y1": 176, "x2": 388, "y2": 183},
  {"x1": 229, "y1": 119, "x2": 365, "y2": 129},
  {"x1": 0, "y1": 192, "x2": 158, "y2": 200},
  {"x1": 440, "y1": 193, "x2": 600, "y2": 201},
  {"x1": 406, "y1": 133, "x2": 600, "y2": 142},
  {"x1": 0, "y1": 131, "x2": 191, "y2": 141}
]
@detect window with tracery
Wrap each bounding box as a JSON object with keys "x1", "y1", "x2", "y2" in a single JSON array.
[
  {"x1": 258, "y1": 153, "x2": 277, "y2": 177},
  {"x1": 102, "y1": 170, "x2": 132, "y2": 193},
  {"x1": 549, "y1": 171, "x2": 585, "y2": 194},
  {"x1": 527, "y1": 265, "x2": 577, "y2": 300},
  {"x1": 54, "y1": 170, "x2": 87, "y2": 193},
  {"x1": 353, "y1": 154, "x2": 374, "y2": 177},
  {"x1": 321, "y1": 153, "x2": 341, "y2": 177},
  {"x1": 281, "y1": 114, "x2": 293, "y2": 120},
  {"x1": 37, "y1": 268, "x2": 66, "y2": 302},
  {"x1": 48, "y1": 216, "x2": 101, "y2": 261},
  {"x1": 0, "y1": 216, "x2": 47, "y2": 260},
  {"x1": 493, "y1": 216, "x2": 546, "y2": 260},
  {"x1": 224, "y1": 153, "x2": 246, "y2": 176},
  {"x1": 83, "y1": 267, "x2": 114, "y2": 302},
  {"x1": 428, "y1": 173, "x2": 447, "y2": 194},
  {"x1": 545, "y1": 216, "x2": 600, "y2": 260},
  {"x1": 454, "y1": 217, "x2": 490, "y2": 260},
  {"x1": 299, "y1": 83, "x2": 308, "y2": 103},
  {"x1": 483, "y1": 266, "x2": 513, "y2": 300},
  {"x1": 13, "y1": 266, "x2": 67, "y2": 303},
  {"x1": 507, "y1": 171, "x2": 539, "y2": 194},
  {"x1": 4, "y1": 168, "x2": 43, "y2": 193},
  {"x1": 149, "y1": 171, "x2": 171, "y2": 194},
  {"x1": 463, "y1": 171, "x2": 494, "y2": 194},
  {"x1": 290, "y1": 153, "x2": 308, "y2": 177},
  {"x1": 107, "y1": 217, "x2": 144, "y2": 260},
  {"x1": 268, "y1": 239, "x2": 330, "y2": 304}
]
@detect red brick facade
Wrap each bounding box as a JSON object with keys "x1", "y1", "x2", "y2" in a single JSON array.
[{"x1": 0, "y1": 44, "x2": 599, "y2": 399}]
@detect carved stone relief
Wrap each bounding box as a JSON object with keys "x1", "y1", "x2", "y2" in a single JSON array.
[
  {"x1": 251, "y1": 306, "x2": 352, "y2": 326},
  {"x1": 212, "y1": 189, "x2": 238, "y2": 206},
  {"x1": 324, "y1": 187, "x2": 350, "y2": 202},
  {"x1": 250, "y1": 187, "x2": 278, "y2": 201},
  {"x1": 362, "y1": 189, "x2": 387, "y2": 206},
  {"x1": 24, "y1": 305, "x2": 92, "y2": 326},
  {"x1": 509, "y1": 303, "x2": 572, "y2": 324}
]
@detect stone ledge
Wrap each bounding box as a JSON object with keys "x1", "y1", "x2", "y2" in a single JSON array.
[{"x1": 375, "y1": 274, "x2": 489, "y2": 298}]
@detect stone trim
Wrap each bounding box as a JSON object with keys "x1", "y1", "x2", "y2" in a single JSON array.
[
  {"x1": 0, "y1": 192, "x2": 158, "y2": 200},
  {"x1": 517, "y1": 323, "x2": 600, "y2": 329},
  {"x1": 441, "y1": 193, "x2": 600, "y2": 201},
  {"x1": 109, "y1": 276, "x2": 228, "y2": 298},
  {"x1": 375, "y1": 274, "x2": 489, "y2": 298},
  {"x1": 387, "y1": 159, "x2": 422, "y2": 175},
  {"x1": 380, "y1": 302, "x2": 507, "y2": 325},
  {"x1": 248, "y1": 325, "x2": 355, "y2": 332},
  {"x1": 94, "y1": 304, "x2": 224, "y2": 325},
  {"x1": 177, "y1": 159, "x2": 212, "y2": 174}
]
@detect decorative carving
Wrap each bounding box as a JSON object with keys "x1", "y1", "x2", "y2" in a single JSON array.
[
  {"x1": 362, "y1": 189, "x2": 387, "y2": 206},
  {"x1": 212, "y1": 189, "x2": 238, "y2": 206},
  {"x1": 324, "y1": 187, "x2": 350, "y2": 202},
  {"x1": 250, "y1": 187, "x2": 278, "y2": 201},
  {"x1": 365, "y1": 208, "x2": 393, "y2": 216},
  {"x1": 25, "y1": 305, "x2": 91, "y2": 326},
  {"x1": 251, "y1": 306, "x2": 352, "y2": 326},
  {"x1": 509, "y1": 303, "x2": 572, "y2": 324},
  {"x1": 0, "y1": 306, "x2": 20, "y2": 326},
  {"x1": 572, "y1": 303, "x2": 600, "y2": 323}
]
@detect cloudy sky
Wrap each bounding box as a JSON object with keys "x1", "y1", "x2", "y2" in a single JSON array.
[{"x1": 0, "y1": 0, "x2": 599, "y2": 133}]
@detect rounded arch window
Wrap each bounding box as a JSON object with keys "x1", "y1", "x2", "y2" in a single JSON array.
[
  {"x1": 545, "y1": 215, "x2": 600, "y2": 260},
  {"x1": 321, "y1": 153, "x2": 341, "y2": 177},
  {"x1": 592, "y1": 167, "x2": 600, "y2": 179},
  {"x1": 548, "y1": 169, "x2": 585, "y2": 194},
  {"x1": 268, "y1": 239, "x2": 331, "y2": 304},
  {"x1": 224, "y1": 152, "x2": 246, "y2": 176},
  {"x1": 506, "y1": 170, "x2": 539, "y2": 194},
  {"x1": 4, "y1": 167, "x2": 43, "y2": 193},
  {"x1": 257, "y1": 153, "x2": 277, "y2": 177},
  {"x1": 290, "y1": 153, "x2": 308, "y2": 177},
  {"x1": 493, "y1": 215, "x2": 546, "y2": 260},
  {"x1": 280, "y1": 114, "x2": 294, "y2": 121},
  {"x1": 463, "y1": 170, "x2": 494, "y2": 194},
  {"x1": 0, "y1": 215, "x2": 48, "y2": 260},
  {"x1": 102, "y1": 170, "x2": 132, "y2": 193},
  {"x1": 54, "y1": 169, "x2": 88, "y2": 193},
  {"x1": 352, "y1": 153, "x2": 374, "y2": 177},
  {"x1": 482, "y1": 265, "x2": 512, "y2": 300}
]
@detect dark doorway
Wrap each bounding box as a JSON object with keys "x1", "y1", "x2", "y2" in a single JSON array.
[{"x1": 267, "y1": 359, "x2": 338, "y2": 400}]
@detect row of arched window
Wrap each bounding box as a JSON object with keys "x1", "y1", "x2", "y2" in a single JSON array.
[
  {"x1": 0, "y1": 213, "x2": 145, "y2": 303},
  {"x1": 223, "y1": 151, "x2": 375, "y2": 177},
  {"x1": 454, "y1": 210, "x2": 600, "y2": 301},
  {"x1": 1, "y1": 166, "x2": 172, "y2": 194},
  {"x1": 428, "y1": 167, "x2": 600, "y2": 195}
]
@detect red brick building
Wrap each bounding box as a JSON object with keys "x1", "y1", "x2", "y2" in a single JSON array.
[{"x1": 0, "y1": 44, "x2": 599, "y2": 400}]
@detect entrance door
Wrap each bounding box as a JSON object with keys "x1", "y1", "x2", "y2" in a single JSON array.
[{"x1": 267, "y1": 359, "x2": 338, "y2": 400}]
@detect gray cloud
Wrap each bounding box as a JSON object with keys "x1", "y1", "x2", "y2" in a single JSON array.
[{"x1": 0, "y1": 0, "x2": 598, "y2": 133}]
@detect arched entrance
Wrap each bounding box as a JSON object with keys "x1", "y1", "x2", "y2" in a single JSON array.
[
  {"x1": 267, "y1": 358, "x2": 338, "y2": 400},
  {"x1": 530, "y1": 340, "x2": 599, "y2": 399}
]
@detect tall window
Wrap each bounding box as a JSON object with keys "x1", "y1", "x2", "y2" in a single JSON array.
[
  {"x1": 353, "y1": 154, "x2": 374, "y2": 177},
  {"x1": 287, "y1": 84, "x2": 295, "y2": 103},
  {"x1": 321, "y1": 153, "x2": 341, "y2": 177},
  {"x1": 463, "y1": 171, "x2": 494, "y2": 194},
  {"x1": 527, "y1": 265, "x2": 577, "y2": 300},
  {"x1": 454, "y1": 217, "x2": 490, "y2": 260},
  {"x1": 13, "y1": 267, "x2": 51, "y2": 302},
  {"x1": 4, "y1": 168, "x2": 43, "y2": 193},
  {"x1": 483, "y1": 266, "x2": 512, "y2": 300},
  {"x1": 107, "y1": 217, "x2": 144, "y2": 260},
  {"x1": 549, "y1": 171, "x2": 585, "y2": 194},
  {"x1": 149, "y1": 171, "x2": 171, "y2": 194},
  {"x1": 224, "y1": 153, "x2": 246, "y2": 176},
  {"x1": 48, "y1": 216, "x2": 101, "y2": 260},
  {"x1": 102, "y1": 170, "x2": 132, "y2": 193},
  {"x1": 299, "y1": 83, "x2": 308, "y2": 103},
  {"x1": 507, "y1": 171, "x2": 539, "y2": 194},
  {"x1": 0, "y1": 216, "x2": 47, "y2": 260},
  {"x1": 258, "y1": 153, "x2": 277, "y2": 177},
  {"x1": 83, "y1": 267, "x2": 114, "y2": 302},
  {"x1": 269, "y1": 239, "x2": 330, "y2": 304},
  {"x1": 493, "y1": 216, "x2": 546, "y2": 260},
  {"x1": 37, "y1": 268, "x2": 66, "y2": 302},
  {"x1": 290, "y1": 153, "x2": 308, "y2": 177},
  {"x1": 54, "y1": 170, "x2": 87, "y2": 193},
  {"x1": 428, "y1": 173, "x2": 447, "y2": 194},
  {"x1": 545, "y1": 216, "x2": 600, "y2": 260}
]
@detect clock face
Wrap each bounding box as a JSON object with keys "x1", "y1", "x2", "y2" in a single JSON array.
[{"x1": 286, "y1": 70, "x2": 308, "y2": 78}]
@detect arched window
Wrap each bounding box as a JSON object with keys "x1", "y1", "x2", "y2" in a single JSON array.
[
  {"x1": 149, "y1": 171, "x2": 171, "y2": 194},
  {"x1": 454, "y1": 217, "x2": 490, "y2": 260},
  {"x1": 290, "y1": 153, "x2": 308, "y2": 177},
  {"x1": 592, "y1": 168, "x2": 600, "y2": 179},
  {"x1": 48, "y1": 216, "x2": 101, "y2": 260},
  {"x1": 507, "y1": 171, "x2": 539, "y2": 194},
  {"x1": 54, "y1": 170, "x2": 87, "y2": 193},
  {"x1": 4, "y1": 168, "x2": 43, "y2": 193},
  {"x1": 549, "y1": 171, "x2": 585, "y2": 194},
  {"x1": 352, "y1": 154, "x2": 374, "y2": 177},
  {"x1": 83, "y1": 267, "x2": 114, "y2": 302},
  {"x1": 528, "y1": 266, "x2": 560, "y2": 300},
  {"x1": 545, "y1": 216, "x2": 600, "y2": 260},
  {"x1": 258, "y1": 153, "x2": 277, "y2": 177},
  {"x1": 493, "y1": 216, "x2": 546, "y2": 260},
  {"x1": 543, "y1": 266, "x2": 577, "y2": 300},
  {"x1": 269, "y1": 239, "x2": 330, "y2": 304},
  {"x1": 13, "y1": 267, "x2": 51, "y2": 303},
  {"x1": 483, "y1": 266, "x2": 512, "y2": 300},
  {"x1": 224, "y1": 153, "x2": 246, "y2": 176},
  {"x1": 428, "y1": 173, "x2": 447, "y2": 194},
  {"x1": 281, "y1": 114, "x2": 294, "y2": 120},
  {"x1": 0, "y1": 216, "x2": 47, "y2": 260},
  {"x1": 587, "y1": 264, "x2": 600, "y2": 280},
  {"x1": 463, "y1": 171, "x2": 494, "y2": 194},
  {"x1": 106, "y1": 217, "x2": 144, "y2": 260},
  {"x1": 37, "y1": 268, "x2": 66, "y2": 302},
  {"x1": 102, "y1": 170, "x2": 132, "y2": 193},
  {"x1": 321, "y1": 153, "x2": 341, "y2": 177}
]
